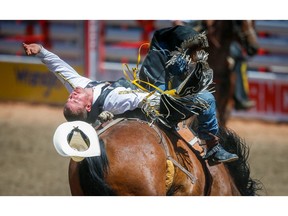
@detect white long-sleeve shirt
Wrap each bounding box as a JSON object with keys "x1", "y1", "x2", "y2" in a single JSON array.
[{"x1": 36, "y1": 46, "x2": 155, "y2": 115}]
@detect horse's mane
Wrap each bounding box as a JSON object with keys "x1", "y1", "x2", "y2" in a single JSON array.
[
  {"x1": 78, "y1": 139, "x2": 116, "y2": 196},
  {"x1": 218, "y1": 126, "x2": 264, "y2": 196}
]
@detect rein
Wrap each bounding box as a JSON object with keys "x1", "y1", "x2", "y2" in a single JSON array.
[{"x1": 96, "y1": 118, "x2": 125, "y2": 135}]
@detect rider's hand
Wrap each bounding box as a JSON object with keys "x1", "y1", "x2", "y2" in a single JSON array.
[{"x1": 23, "y1": 43, "x2": 41, "y2": 56}]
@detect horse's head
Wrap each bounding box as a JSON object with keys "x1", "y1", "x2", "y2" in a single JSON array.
[{"x1": 232, "y1": 20, "x2": 259, "y2": 56}]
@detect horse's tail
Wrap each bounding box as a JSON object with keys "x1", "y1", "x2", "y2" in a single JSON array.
[
  {"x1": 218, "y1": 126, "x2": 264, "y2": 196},
  {"x1": 78, "y1": 139, "x2": 117, "y2": 195}
]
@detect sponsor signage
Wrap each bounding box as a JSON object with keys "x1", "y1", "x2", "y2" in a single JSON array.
[
  {"x1": 0, "y1": 61, "x2": 83, "y2": 105},
  {"x1": 233, "y1": 71, "x2": 288, "y2": 122}
]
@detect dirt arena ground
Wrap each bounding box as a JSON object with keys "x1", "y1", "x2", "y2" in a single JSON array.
[{"x1": 0, "y1": 102, "x2": 287, "y2": 196}]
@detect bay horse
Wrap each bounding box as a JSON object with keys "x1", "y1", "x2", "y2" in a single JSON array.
[
  {"x1": 68, "y1": 115, "x2": 262, "y2": 196},
  {"x1": 198, "y1": 20, "x2": 259, "y2": 126}
]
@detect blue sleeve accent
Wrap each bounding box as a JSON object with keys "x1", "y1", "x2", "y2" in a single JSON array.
[
  {"x1": 155, "y1": 83, "x2": 166, "y2": 91},
  {"x1": 168, "y1": 55, "x2": 189, "y2": 76}
]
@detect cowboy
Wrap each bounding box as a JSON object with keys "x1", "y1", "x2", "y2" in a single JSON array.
[
  {"x1": 23, "y1": 43, "x2": 159, "y2": 124},
  {"x1": 24, "y1": 27, "x2": 238, "y2": 164},
  {"x1": 138, "y1": 25, "x2": 239, "y2": 163}
]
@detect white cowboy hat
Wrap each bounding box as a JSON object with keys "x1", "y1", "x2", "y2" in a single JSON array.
[{"x1": 53, "y1": 121, "x2": 101, "y2": 162}]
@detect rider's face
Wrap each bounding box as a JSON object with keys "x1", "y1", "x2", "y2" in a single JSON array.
[{"x1": 66, "y1": 87, "x2": 91, "y2": 112}]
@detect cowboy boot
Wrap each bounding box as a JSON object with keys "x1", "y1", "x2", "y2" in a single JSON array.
[{"x1": 203, "y1": 134, "x2": 239, "y2": 163}]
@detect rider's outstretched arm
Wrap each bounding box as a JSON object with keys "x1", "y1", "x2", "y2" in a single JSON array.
[{"x1": 23, "y1": 43, "x2": 91, "y2": 93}]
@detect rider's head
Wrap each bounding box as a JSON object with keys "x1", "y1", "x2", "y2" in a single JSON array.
[{"x1": 63, "y1": 87, "x2": 92, "y2": 121}]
